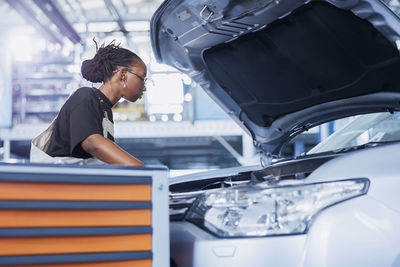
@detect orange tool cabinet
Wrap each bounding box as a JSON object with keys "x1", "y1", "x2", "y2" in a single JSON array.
[{"x1": 0, "y1": 163, "x2": 169, "y2": 267}]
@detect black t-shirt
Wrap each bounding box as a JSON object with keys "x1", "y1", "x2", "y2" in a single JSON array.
[{"x1": 46, "y1": 87, "x2": 114, "y2": 158}]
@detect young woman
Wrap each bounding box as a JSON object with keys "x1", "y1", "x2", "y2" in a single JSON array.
[{"x1": 31, "y1": 41, "x2": 145, "y2": 166}]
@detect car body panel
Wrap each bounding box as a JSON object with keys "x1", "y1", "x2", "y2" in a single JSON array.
[
  {"x1": 170, "y1": 222, "x2": 308, "y2": 267},
  {"x1": 169, "y1": 143, "x2": 400, "y2": 267},
  {"x1": 307, "y1": 142, "x2": 400, "y2": 213},
  {"x1": 303, "y1": 197, "x2": 400, "y2": 267}
]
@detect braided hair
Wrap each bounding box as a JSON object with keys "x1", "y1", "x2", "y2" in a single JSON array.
[{"x1": 81, "y1": 39, "x2": 142, "y2": 83}]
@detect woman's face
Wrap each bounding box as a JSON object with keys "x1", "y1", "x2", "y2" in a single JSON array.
[{"x1": 122, "y1": 59, "x2": 147, "y2": 102}]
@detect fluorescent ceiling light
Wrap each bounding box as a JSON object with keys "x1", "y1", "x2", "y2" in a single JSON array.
[
  {"x1": 88, "y1": 22, "x2": 119, "y2": 32},
  {"x1": 125, "y1": 21, "x2": 150, "y2": 32},
  {"x1": 80, "y1": 0, "x2": 106, "y2": 10}
]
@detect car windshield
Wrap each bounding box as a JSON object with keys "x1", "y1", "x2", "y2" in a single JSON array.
[{"x1": 307, "y1": 112, "x2": 400, "y2": 155}]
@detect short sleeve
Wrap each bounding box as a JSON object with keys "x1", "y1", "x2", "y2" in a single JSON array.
[{"x1": 69, "y1": 96, "x2": 103, "y2": 156}]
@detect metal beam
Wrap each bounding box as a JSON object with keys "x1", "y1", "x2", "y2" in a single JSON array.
[
  {"x1": 33, "y1": 0, "x2": 81, "y2": 43},
  {"x1": 103, "y1": 0, "x2": 127, "y2": 33},
  {"x1": 213, "y1": 135, "x2": 245, "y2": 165},
  {"x1": 65, "y1": 0, "x2": 88, "y2": 26},
  {"x1": 103, "y1": 0, "x2": 138, "y2": 51},
  {"x1": 118, "y1": 0, "x2": 129, "y2": 11},
  {"x1": 5, "y1": 0, "x2": 62, "y2": 44}
]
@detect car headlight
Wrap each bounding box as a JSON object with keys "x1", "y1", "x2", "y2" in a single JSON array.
[{"x1": 186, "y1": 178, "x2": 369, "y2": 237}]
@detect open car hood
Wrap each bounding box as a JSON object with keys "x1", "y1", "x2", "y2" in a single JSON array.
[{"x1": 150, "y1": 0, "x2": 400, "y2": 158}]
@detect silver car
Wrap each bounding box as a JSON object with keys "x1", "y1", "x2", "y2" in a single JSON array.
[{"x1": 151, "y1": 0, "x2": 400, "y2": 266}]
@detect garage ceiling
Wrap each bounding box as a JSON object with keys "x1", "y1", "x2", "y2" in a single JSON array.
[{"x1": 1, "y1": 0, "x2": 163, "y2": 50}]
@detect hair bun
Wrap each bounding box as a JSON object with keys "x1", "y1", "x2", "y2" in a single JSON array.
[
  {"x1": 80, "y1": 39, "x2": 141, "y2": 84},
  {"x1": 81, "y1": 59, "x2": 103, "y2": 83}
]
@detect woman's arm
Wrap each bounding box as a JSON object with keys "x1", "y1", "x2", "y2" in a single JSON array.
[{"x1": 81, "y1": 134, "x2": 144, "y2": 166}]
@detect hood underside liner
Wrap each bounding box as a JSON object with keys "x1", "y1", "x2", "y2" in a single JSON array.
[{"x1": 203, "y1": 2, "x2": 400, "y2": 127}]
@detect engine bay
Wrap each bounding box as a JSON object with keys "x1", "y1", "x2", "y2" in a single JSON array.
[{"x1": 169, "y1": 154, "x2": 338, "y2": 221}]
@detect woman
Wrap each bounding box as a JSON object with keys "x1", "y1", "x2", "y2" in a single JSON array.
[{"x1": 30, "y1": 40, "x2": 145, "y2": 166}]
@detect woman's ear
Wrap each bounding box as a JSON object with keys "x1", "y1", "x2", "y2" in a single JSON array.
[{"x1": 119, "y1": 69, "x2": 127, "y2": 81}]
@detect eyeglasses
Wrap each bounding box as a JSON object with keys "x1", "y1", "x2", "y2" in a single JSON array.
[{"x1": 125, "y1": 68, "x2": 147, "y2": 85}]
